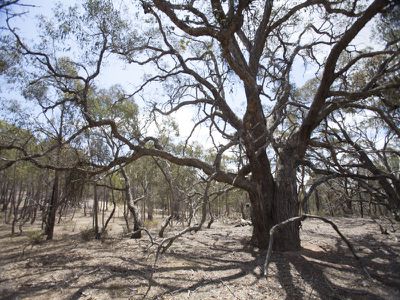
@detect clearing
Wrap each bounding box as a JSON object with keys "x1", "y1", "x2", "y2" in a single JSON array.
[{"x1": 0, "y1": 211, "x2": 399, "y2": 299}]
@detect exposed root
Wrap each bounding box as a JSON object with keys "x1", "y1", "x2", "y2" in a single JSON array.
[{"x1": 263, "y1": 214, "x2": 372, "y2": 280}]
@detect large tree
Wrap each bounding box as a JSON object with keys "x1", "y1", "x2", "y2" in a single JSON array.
[
  {"x1": 1, "y1": 0, "x2": 399, "y2": 250},
  {"x1": 131, "y1": 0, "x2": 399, "y2": 250}
]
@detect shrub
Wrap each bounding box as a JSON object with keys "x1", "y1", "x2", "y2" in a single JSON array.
[
  {"x1": 26, "y1": 230, "x2": 45, "y2": 245},
  {"x1": 80, "y1": 228, "x2": 95, "y2": 241},
  {"x1": 144, "y1": 219, "x2": 159, "y2": 229}
]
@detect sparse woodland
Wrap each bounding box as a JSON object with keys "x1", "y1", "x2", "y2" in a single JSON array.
[{"x1": 0, "y1": 0, "x2": 399, "y2": 299}]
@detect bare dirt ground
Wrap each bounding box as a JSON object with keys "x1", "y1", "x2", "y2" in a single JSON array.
[{"x1": 1, "y1": 210, "x2": 399, "y2": 300}]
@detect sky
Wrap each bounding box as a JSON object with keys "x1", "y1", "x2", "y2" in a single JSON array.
[
  {"x1": 0, "y1": 0, "x2": 380, "y2": 149},
  {"x1": 1, "y1": 0, "x2": 234, "y2": 145}
]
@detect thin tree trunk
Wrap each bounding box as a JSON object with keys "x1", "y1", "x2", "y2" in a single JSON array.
[
  {"x1": 121, "y1": 168, "x2": 142, "y2": 239},
  {"x1": 142, "y1": 193, "x2": 146, "y2": 225},
  {"x1": 101, "y1": 187, "x2": 105, "y2": 228},
  {"x1": 225, "y1": 191, "x2": 230, "y2": 217},
  {"x1": 11, "y1": 182, "x2": 23, "y2": 235},
  {"x1": 123, "y1": 199, "x2": 131, "y2": 232},
  {"x1": 159, "y1": 215, "x2": 173, "y2": 238},
  {"x1": 93, "y1": 183, "x2": 100, "y2": 239},
  {"x1": 45, "y1": 172, "x2": 59, "y2": 240},
  {"x1": 153, "y1": 159, "x2": 181, "y2": 220},
  {"x1": 30, "y1": 183, "x2": 41, "y2": 225},
  {"x1": 298, "y1": 165, "x2": 307, "y2": 214},
  {"x1": 1, "y1": 180, "x2": 10, "y2": 213},
  {"x1": 207, "y1": 201, "x2": 214, "y2": 229},
  {"x1": 6, "y1": 178, "x2": 16, "y2": 224},
  {"x1": 102, "y1": 182, "x2": 116, "y2": 234},
  {"x1": 57, "y1": 198, "x2": 67, "y2": 224},
  {"x1": 147, "y1": 194, "x2": 154, "y2": 221},
  {"x1": 315, "y1": 188, "x2": 320, "y2": 212},
  {"x1": 344, "y1": 178, "x2": 353, "y2": 214},
  {"x1": 359, "y1": 199, "x2": 364, "y2": 218}
]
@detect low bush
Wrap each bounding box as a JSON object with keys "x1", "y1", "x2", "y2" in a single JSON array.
[
  {"x1": 80, "y1": 228, "x2": 95, "y2": 241},
  {"x1": 26, "y1": 230, "x2": 45, "y2": 245}
]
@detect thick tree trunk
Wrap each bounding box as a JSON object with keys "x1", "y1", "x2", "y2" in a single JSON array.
[
  {"x1": 242, "y1": 84, "x2": 300, "y2": 251},
  {"x1": 249, "y1": 153, "x2": 300, "y2": 251},
  {"x1": 273, "y1": 155, "x2": 301, "y2": 251},
  {"x1": 249, "y1": 189, "x2": 271, "y2": 250}
]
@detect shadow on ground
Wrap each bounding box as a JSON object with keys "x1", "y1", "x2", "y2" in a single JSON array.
[{"x1": 0, "y1": 218, "x2": 399, "y2": 299}]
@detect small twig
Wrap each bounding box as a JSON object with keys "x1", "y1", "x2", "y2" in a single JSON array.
[
  {"x1": 263, "y1": 214, "x2": 372, "y2": 280},
  {"x1": 371, "y1": 217, "x2": 389, "y2": 235},
  {"x1": 219, "y1": 279, "x2": 242, "y2": 300},
  {"x1": 306, "y1": 277, "x2": 315, "y2": 300},
  {"x1": 20, "y1": 243, "x2": 33, "y2": 258}
]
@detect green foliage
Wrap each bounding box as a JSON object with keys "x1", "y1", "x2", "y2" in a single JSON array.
[
  {"x1": 80, "y1": 227, "x2": 96, "y2": 241},
  {"x1": 0, "y1": 58, "x2": 7, "y2": 74},
  {"x1": 57, "y1": 57, "x2": 79, "y2": 77},
  {"x1": 178, "y1": 38, "x2": 189, "y2": 51},
  {"x1": 23, "y1": 84, "x2": 48, "y2": 104},
  {"x1": 377, "y1": 3, "x2": 400, "y2": 45},
  {"x1": 294, "y1": 77, "x2": 319, "y2": 103},
  {"x1": 109, "y1": 172, "x2": 124, "y2": 190},
  {"x1": 0, "y1": 120, "x2": 39, "y2": 173},
  {"x1": 26, "y1": 230, "x2": 45, "y2": 245},
  {"x1": 90, "y1": 86, "x2": 138, "y2": 120},
  {"x1": 143, "y1": 218, "x2": 159, "y2": 228}
]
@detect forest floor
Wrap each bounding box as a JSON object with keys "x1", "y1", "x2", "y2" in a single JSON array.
[{"x1": 0, "y1": 210, "x2": 400, "y2": 300}]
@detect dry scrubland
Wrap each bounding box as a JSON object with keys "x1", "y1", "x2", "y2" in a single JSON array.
[{"x1": 0, "y1": 210, "x2": 400, "y2": 300}]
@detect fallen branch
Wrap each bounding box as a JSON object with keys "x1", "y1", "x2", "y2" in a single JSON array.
[
  {"x1": 155, "y1": 224, "x2": 201, "y2": 264},
  {"x1": 130, "y1": 227, "x2": 159, "y2": 248},
  {"x1": 371, "y1": 217, "x2": 390, "y2": 235},
  {"x1": 263, "y1": 214, "x2": 372, "y2": 280},
  {"x1": 219, "y1": 279, "x2": 242, "y2": 300}
]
